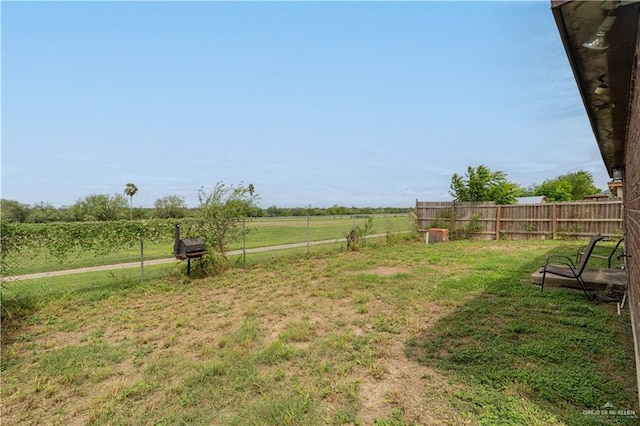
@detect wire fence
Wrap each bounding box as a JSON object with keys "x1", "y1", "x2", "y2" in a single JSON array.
[{"x1": 5, "y1": 214, "x2": 416, "y2": 280}]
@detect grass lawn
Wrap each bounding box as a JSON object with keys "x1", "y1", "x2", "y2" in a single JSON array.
[
  {"x1": 1, "y1": 238, "x2": 637, "y2": 425},
  {"x1": 6, "y1": 215, "x2": 413, "y2": 276}
]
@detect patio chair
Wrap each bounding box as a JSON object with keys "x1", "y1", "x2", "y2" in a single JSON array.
[
  {"x1": 576, "y1": 235, "x2": 625, "y2": 269},
  {"x1": 540, "y1": 234, "x2": 604, "y2": 301}
]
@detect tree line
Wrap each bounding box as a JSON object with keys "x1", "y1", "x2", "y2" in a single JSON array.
[{"x1": 0, "y1": 197, "x2": 412, "y2": 224}]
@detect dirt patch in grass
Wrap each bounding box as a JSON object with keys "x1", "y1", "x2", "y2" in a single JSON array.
[
  {"x1": 358, "y1": 305, "x2": 469, "y2": 425},
  {"x1": 359, "y1": 266, "x2": 413, "y2": 276}
]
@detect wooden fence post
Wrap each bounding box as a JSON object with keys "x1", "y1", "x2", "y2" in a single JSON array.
[
  {"x1": 552, "y1": 203, "x2": 557, "y2": 240},
  {"x1": 495, "y1": 205, "x2": 501, "y2": 240},
  {"x1": 452, "y1": 201, "x2": 456, "y2": 232}
]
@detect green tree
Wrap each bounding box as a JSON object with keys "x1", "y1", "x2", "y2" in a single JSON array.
[
  {"x1": 154, "y1": 195, "x2": 187, "y2": 219},
  {"x1": 131, "y1": 207, "x2": 151, "y2": 220},
  {"x1": 27, "y1": 202, "x2": 61, "y2": 223},
  {"x1": 124, "y1": 183, "x2": 138, "y2": 220},
  {"x1": 562, "y1": 171, "x2": 601, "y2": 200},
  {"x1": 72, "y1": 194, "x2": 128, "y2": 221},
  {"x1": 534, "y1": 179, "x2": 573, "y2": 202},
  {"x1": 264, "y1": 205, "x2": 280, "y2": 217},
  {"x1": 450, "y1": 165, "x2": 522, "y2": 205},
  {"x1": 0, "y1": 199, "x2": 30, "y2": 222},
  {"x1": 530, "y1": 170, "x2": 600, "y2": 201},
  {"x1": 197, "y1": 182, "x2": 258, "y2": 255}
]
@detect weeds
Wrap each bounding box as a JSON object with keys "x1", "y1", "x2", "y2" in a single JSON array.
[{"x1": 344, "y1": 217, "x2": 374, "y2": 251}]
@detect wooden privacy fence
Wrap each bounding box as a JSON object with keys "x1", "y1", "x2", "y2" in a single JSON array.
[{"x1": 415, "y1": 200, "x2": 624, "y2": 240}]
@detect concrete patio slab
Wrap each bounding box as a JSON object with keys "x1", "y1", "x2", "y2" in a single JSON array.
[{"x1": 530, "y1": 267, "x2": 628, "y2": 297}]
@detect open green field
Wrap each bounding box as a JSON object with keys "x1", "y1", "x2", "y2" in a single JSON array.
[
  {"x1": 7, "y1": 215, "x2": 413, "y2": 276},
  {"x1": 2, "y1": 239, "x2": 637, "y2": 425}
]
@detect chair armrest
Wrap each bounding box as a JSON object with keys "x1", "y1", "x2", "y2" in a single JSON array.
[{"x1": 544, "y1": 255, "x2": 576, "y2": 268}]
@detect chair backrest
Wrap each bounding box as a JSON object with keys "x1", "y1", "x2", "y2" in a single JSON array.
[
  {"x1": 607, "y1": 236, "x2": 625, "y2": 268},
  {"x1": 576, "y1": 234, "x2": 604, "y2": 275}
]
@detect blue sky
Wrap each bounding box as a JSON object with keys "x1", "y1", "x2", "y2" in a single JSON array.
[{"x1": 1, "y1": 1, "x2": 609, "y2": 208}]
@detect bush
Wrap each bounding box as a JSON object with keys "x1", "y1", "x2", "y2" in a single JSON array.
[{"x1": 344, "y1": 217, "x2": 374, "y2": 251}]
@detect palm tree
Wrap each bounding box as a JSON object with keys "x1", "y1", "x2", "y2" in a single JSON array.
[{"x1": 124, "y1": 183, "x2": 138, "y2": 220}]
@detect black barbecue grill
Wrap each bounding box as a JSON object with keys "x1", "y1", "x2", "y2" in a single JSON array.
[{"x1": 174, "y1": 224, "x2": 206, "y2": 275}]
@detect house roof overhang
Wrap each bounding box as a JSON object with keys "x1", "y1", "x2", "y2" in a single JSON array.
[{"x1": 551, "y1": 0, "x2": 639, "y2": 177}]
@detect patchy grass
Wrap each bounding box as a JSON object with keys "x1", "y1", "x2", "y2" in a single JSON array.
[{"x1": 1, "y1": 239, "x2": 637, "y2": 425}]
